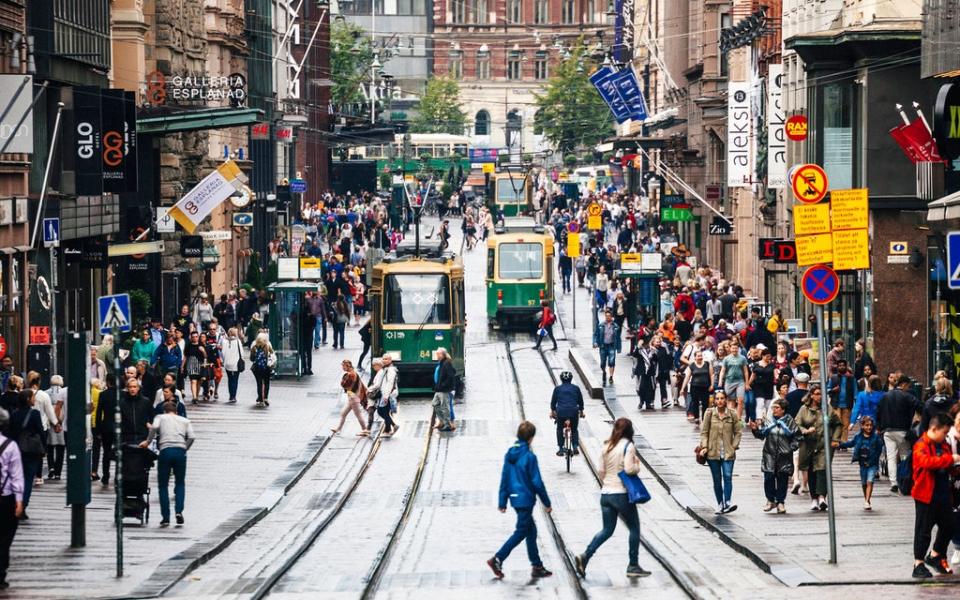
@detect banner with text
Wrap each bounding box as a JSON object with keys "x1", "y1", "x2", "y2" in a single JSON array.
[
  {"x1": 727, "y1": 82, "x2": 752, "y2": 187},
  {"x1": 590, "y1": 67, "x2": 631, "y2": 123},
  {"x1": 168, "y1": 160, "x2": 247, "y2": 233},
  {"x1": 767, "y1": 65, "x2": 786, "y2": 188}
]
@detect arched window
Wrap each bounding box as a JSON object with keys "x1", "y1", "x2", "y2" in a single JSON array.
[
  {"x1": 506, "y1": 109, "x2": 522, "y2": 149},
  {"x1": 475, "y1": 110, "x2": 490, "y2": 136}
]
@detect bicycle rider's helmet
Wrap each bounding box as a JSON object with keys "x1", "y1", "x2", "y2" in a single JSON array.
[{"x1": 559, "y1": 371, "x2": 574, "y2": 383}]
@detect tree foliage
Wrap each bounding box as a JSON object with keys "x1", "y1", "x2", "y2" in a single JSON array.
[
  {"x1": 411, "y1": 76, "x2": 467, "y2": 135},
  {"x1": 534, "y1": 43, "x2": 614, "y2": 154},
  {"x1": 331, "y1": 21, "x2": 375, "y2": 108}
]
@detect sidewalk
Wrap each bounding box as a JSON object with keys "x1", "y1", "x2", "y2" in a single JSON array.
[
  {"x1": 555, "y1": 281, "x2": 958, "y2": 586},
  {"x1": 3, "y1": 330, "x2": 368, "y2": 599}
]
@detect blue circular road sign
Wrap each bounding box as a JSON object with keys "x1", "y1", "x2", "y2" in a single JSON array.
[{"x1": 801, "y1": 264, "x2": 840, "y2": 305}]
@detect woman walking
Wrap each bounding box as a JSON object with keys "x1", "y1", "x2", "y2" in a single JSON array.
[
  {"x1": 183, "y1": 332, "x2": 206, "y2": 404},
  {"x1": 220, "y1": 327, "x2": 244, "y2": 404},
  {"x1": 680, "y1": 350, "x2": 713, "y2": 425},
  {"x1": 367, "y1": 356, "x2": 399, "y2": 436},
  {"x1": 796, "y1": 385, "x2": 843, "y2": 511},
  {"x1": 698, "y1": 390, "x2": 742, "y2": 514},
  {"x1": 750, "y1": 398, "x2": 799, "y2": 513},
  {"x1": 249, "y1": 332, "x2": 276, "y2": 407},
  {"x1": 332, "y1": 296, "x2": 349, "y2": 349},
  {"x1": 332, "y1": 360, "x2": 369, "y2": 436},
  {"x1": 574, "y1": 417, "x2": 650, "y2": 579},
  {"x1": 9, "y1": 389, "x2": 44, "y2": 519}
]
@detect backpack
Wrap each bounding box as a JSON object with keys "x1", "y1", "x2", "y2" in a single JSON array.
[
  {"x1": 253, "y1": 347, "x2": 269, "y2": 371},
  {"x1": 896, "y1": 423, "x2": 923, "y2": 495}
]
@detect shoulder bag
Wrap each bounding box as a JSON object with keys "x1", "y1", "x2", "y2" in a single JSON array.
[
  {"x1": 17, "y1": 410, "x2": 45, "y2": 456},
  {"x1": 235, "y1": 340, "x2": 246, "y2": 373},
  {"x1": 617, "y1": 442, "x2": 651, "y2": 504}
]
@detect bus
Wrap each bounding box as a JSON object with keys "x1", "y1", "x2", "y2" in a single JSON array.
[{"x1": 349, "y1": 134, "x2": 472, "y2": 179}]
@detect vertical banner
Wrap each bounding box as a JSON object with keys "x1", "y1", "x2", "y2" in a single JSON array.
[
  {"x1": 73, "y1": 86, "x2": 103, "y2": 196},
  {"x1": 727, "y1": 81, "x2": 752, "y2": 187},
  {"x1": 101, "y1": 89, "x2": 126, "y2": 193},
  {"x1": 123, "y1": 91, "x2": 139, "y2": 193},
  {"x1": 767, "y1": 64, "x2": 786, "y2": 189}
]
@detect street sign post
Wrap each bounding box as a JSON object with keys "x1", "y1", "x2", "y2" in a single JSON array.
[
  {"x1": 98, "y1": 294, "x2": 131, "y2": 335},
  {"x1": 791, "y1": 163, "x2": 828, "y2": 204},
  {"x1": 587, "y1": 202, "x2": 602, "y2": 230},
  {"x1": 43, "y1": 217, "x2": 60, "y2": 247},
  {"x1": 66, "y1": 332, "x2": 90, "y2": 548},
  {"x1": 801, "y1": 263, "x2": 840, "y2": 565},
  {"x1": 947, "y1": 232, "x2": 960, "y2": 290},
  {"x1": 156, "y1": 207, "x2": 176, "y2": 233}
]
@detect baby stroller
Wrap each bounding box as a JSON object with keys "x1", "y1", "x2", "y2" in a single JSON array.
[{"x1": 121, "y1": 444, "x2": 157, "y2": 525}]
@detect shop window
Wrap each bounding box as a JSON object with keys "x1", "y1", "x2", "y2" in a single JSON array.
[{"x1": 821, "y1": 82, "x2": 855, "y2": 189}]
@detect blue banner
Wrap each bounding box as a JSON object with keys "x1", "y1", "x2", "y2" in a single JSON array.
[
  {"x1": 590, "y1": 67, "x2": 631, "y2": 123},
  {"x1": 614, "y1": 0, "x2": 624, "y2": 63},
  {"x1": 613, "y1": 68, "x2": 648, "y2": 122}
]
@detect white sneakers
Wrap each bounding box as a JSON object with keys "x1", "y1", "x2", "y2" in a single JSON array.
[
  {"x1": 763, "y1": 502, "x2": 775, "y2": 512},
  {"x1": 863, "y1": 500, "x2": 872, "y2": 511},
  {"x1": 951, "y1": 550, "x2": 960, "y2": 565}
]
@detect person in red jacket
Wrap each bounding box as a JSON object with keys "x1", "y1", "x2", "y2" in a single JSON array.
[
  {"x1": 911, "y1": 413, "x2": 960, "y2": 578},
  {"x1": 534, "y1": 300, "x2": 558, "y2": 352}
]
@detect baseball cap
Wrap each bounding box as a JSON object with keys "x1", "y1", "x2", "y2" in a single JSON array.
[{"x1": 795, "y1": 372, "x2": 811, "y2": 383}]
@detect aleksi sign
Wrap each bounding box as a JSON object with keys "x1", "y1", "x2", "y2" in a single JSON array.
[
  {"x1": 766, "y1": 65, "x2": 786, "y2": 189},
  {"x1": 727, "y1": 82, "x2": 752, "y2": 187}
]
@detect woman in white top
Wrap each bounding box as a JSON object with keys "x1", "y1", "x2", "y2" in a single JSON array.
[
  {"x1": 574, "y1": 418, "x2": 650, "y2": 579},
  {"x1": 220, "y1": 327, "x2": 245, "y2": 404}
]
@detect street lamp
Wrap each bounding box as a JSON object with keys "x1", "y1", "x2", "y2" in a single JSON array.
[
  {"x1": 370, "y1": 54, "x2": 382, "y2": 124},
  {"x1": 201, "y1": 245, "x2": 221, "y2": 269}
]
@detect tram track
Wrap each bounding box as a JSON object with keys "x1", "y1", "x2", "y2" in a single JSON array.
[{"x1": 500, "y1": 331, "x2": 700, "y2": 600}]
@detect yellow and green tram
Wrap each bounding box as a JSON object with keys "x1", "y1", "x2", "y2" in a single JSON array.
[
  {"x1": 370, "y1": 250, "x2": 466, "y2": 395},
  {"x1": 485, "y1": 219, "x2": 555, "y2": 329},
  {"x1": 493, "y1": 172, "x2": 532, "y2": 217}
]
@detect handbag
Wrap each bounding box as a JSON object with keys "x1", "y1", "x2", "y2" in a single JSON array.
[
  {"x1": 694, "y1": 444, "x2": 707, "y2": 466},
  {"x1": 17, "y1": 411, "x2": 45, "y2": 456},
  {"x1": 617, "y1": 443, "x2": 651, "y2": 504},
  {"x1": 235, "y1": 340, "x2": 246, "y2": 373}
]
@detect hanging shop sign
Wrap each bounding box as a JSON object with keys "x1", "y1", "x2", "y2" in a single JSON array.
[
  {"x1": 167, "y1": 160, "x2": 248, "y2": 233},
  {"x1": 180, "y1": 235, "x2": 204, "y2": 259},
  {"x1": 726, "y1": 82, "x2": 752, "y2": 187},
  {"x1": 708, "y1": 216, "x2": 733, "y2": 236},
  {"x1": 0, "y1": 74, "x2": 33, "y2": 154},
  {"x1": 786, "y1": 115, "x2": 808, "y2": 141},
  {"x1": 758, "y1": 238, "x2": 797, "y2": 264},
  {"x1": 590, "y1": 67, "x2": 631, "y2": 123},
  {"x1": 73, "y1": 86, "x2": 103, "y2": 196},
  {"x1": 766, "y1": 65, "x2": 786, "y2": 189}
]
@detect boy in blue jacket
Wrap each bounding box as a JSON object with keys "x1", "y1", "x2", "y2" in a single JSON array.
[
  {"x1": 488, "y1": 421, "x2": 553, "y2": 579},
  {"x1": 838, "y1": 415, "x2": 885, "y2": 510}
]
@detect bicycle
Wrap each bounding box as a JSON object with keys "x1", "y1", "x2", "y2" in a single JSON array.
[{"x1": 563, "y1": 419, "x2": 573, "y2": 473}]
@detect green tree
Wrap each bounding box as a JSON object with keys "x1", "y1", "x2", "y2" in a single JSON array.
[
  {"x1": 411, "y1": 76, "x2": 467, "y2": 135},
  {"x1": 534, "y1": 43, "x2": 613, "y2": 154},
  {"x1": 331, "y1": 21, "x2": 375, "y2": 108}
]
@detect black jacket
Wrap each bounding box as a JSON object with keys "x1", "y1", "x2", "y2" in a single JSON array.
[
  {"x1": 120, "y1": 392, "x2": 154, "y2": 444},
  {"x1": 876, "y1": 388, "x2": 921, "y2": 432},
  {"x1": 654, "y1": 346, "x2": 673, "y2": 378},
  {"x1": 434, "y1": 359, "x2": 457, "y2": 393},
  {"x1": 96, "y1": 387, "x2": 119, "y2": 438},
  {"x1": 550, "y1": 383, "x2": 584, "y2": 417},
  {"x1": 920, "y1": 394, "x2": 956, "y2": 431},
  {"x1": 827, "y1": 373, "x2": 858, "y2": 409}
]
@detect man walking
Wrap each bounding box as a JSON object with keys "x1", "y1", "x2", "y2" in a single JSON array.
[
  {"x1": 593, "y1": 310, "x2": 621, "y2": 386},
  {"x1": 432, "y1": 348, "x2": 457, "y2": 432},
  {"x1": 0, "y1": 408, "x2": 24, "y2": 590},
  {"x1": 140, "y1": 401, "x2": 196, "y2": 527},
  {"x1": 487, "y1": 421, "x2": 553, "y2": 580},
  {"x1": 877, "y1": 374, "x2": 922, "y2": 492}
]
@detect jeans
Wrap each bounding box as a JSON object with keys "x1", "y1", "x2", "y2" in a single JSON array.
[
  {"x1": 561, "y1": 271, "x2": 572, "y2": 293},
  {"x1": 584, "y1": 493, "x2": 640, "y2": 565},
  {"x1": 914, "y1": 499, "x2": 953, "y2": 560},
  {"x1": 534, "y1": 325, "x2": 557, "y2": 350},
  {"x1": 706, "y1": 458, "x2": 735, "y2": 505},
  {"x1": 656, "y1": 377, "x2": 671, "y2": 406},
  {"x1": 0, "y1": 495, "x2": 17, "y2": 583},
  {"x1": 495, "y1": 507, "x2": 542, "y2": 567},
  {"x1": 376, "y1": 405, "x2": 397, "y2": 433},
  {"x1": 763, "y1": 472, "x2": 789, "y2": 503},
  {"x1": 299, "y1": 344, "x2": 312, "y2": 373},
  {"x1": 358, "y1": 342, "x2": 371, "y2": 369},
  {"x1": 448, "y1": 392, "x2": 456, "y2": 422},
  {"x1": 555, "y1": 415, "x2": 579, "y2": 451},
  {"x1": 744, "y1": 390, "x2": 756, "y2": 421},
  {"x1": 21, "y1": 453, "x2": 42, "y2": 507},
  {"x1": 226, "y1": 370, "x2": 240, "y2": 400},
  {"x1": 599, "y1": 346, "x2": 617, "y2": 371},
  {"x1": 253, "y1": 368, "x2": 271, "y2": 402},
  {"x1": 333, "y1": 322, "x2": 346, "y2": 348},
  {"x1": 883, "y1": 430, "x2": 908, "y2": 482},
  {"x1": 157, "y1": 447, "x2": 187, "y2": 522},
  {"x1": 313, "y1": 318, "x2": 327, "y2": 346},
  {"x1": 46, "y1": 442, "x2": 65, "y2": 478}
]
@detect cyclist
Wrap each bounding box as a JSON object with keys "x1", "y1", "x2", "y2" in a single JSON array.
[{"x1": 550, "y1": 371, "x2": 585, "y2": 456}]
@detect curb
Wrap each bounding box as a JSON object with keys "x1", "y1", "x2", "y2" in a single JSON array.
[{"x1": 568, "y1": 347, "x2": 818, "y2": 588}]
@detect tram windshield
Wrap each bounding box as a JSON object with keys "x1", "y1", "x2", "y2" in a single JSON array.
[
  {"x1": 498, "y1": 243, "x2": 543, "y2": 280},
  {"x1": 383, "y1": 274, "x2": 451, "y2": 324}
]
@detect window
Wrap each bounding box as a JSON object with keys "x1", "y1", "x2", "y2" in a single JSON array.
[
  {"x1": 535, "y1": 51, "x2": 548, "y2": 79},
  {"x1": 821, "y1": 82, "x2": 855, "y2": 189},
  {"x1": 383, "y1": 274, "x2": 451, "y2": 324},
  {"x1": 498, "y1": 243, "x2": 544, "y2": 280},
  {"x1": 585, "y1": 0, "x2": 596, "y2": 23},
  {"x1": 508, "y1": 57, "x2": 522, "y2": 80},
  {"x1": 562, "y1": 0, "x2": 575, "y2": 24},
  {"x1": 396, "y1": 0, "x2": 427, "y2": 14},
  {"x1": 508, "y1": 0, "x2": 522, "y2": 23},
  {"x1": 473, "y1": 0, "x2": 488, "y2": 23},
  {"x1": 475, "y1": 110, "x2": 490, "y2": 136},
  {"x1": 54, "y1": 0, "x2": 111, "y2": 68},
  {"x1": 534, "y1": 0, "x2": 548, "y2": 24},
  {"x1": 719, "y1": 13, "x2": 732, "y2": 77},
  {"x1": 476, "y1": 50, "x2": 490, "y2": 79},
  {"x1": 449, "y1": 52, "x2": 463, "y2": 79},
  {"x1": 451, "y1": 0, "x2": 465, "y2": 23}
]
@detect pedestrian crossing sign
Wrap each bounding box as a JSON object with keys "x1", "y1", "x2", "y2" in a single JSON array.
[{"x1": 98, "y1": 293, "x2": 132, "y2": 334}]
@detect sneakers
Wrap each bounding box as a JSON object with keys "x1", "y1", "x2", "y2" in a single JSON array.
[
  {"x1": 159, "y1": 519, "x2": 170, "y2": 527},
  {"x1": 776, "y1": 503, "x2": 786, "y2": 514},
  {"x1": 625, "y1": 564, "x2": 651, "y2": 578},
  {"x1": 925, "y1": 553, "x2": 954, "y2": 575},
  {"x1": 176, "y1": 513, "x2": 184, "y2": 525},
  {"x1": 810, "y1": 500, "x2": 820, "y2": 511},
  {"x1": 486, "y1": 557, "x2": 504, "y2": 579},
  {"x1": 763, "y1": 502, "x2": 775, "y2": 512},
  {"x1": 890, "y1": 484, "x2": 899, "y2": 494},
  {"x1": 863, "y1": 500, "x2": 872, "y2": 511},
  {"x1": 912, "y1": 562, "x2": 932, "y2": 579},
  {"x1": 556, "y1": 450, "x2": 565, "y2": 457},
  {"x1": 818, "y1": 498, "x2": 828, "y2": 511},
  {"x1": 574, "y1": 554, "x2": 587, "y2": 578},
  {"x1": 952, "y1": 549, "x2": 960, "y2": 565},
  {"x1": 530, "y1": 565, "x2": 553, "y2": 578},
  {"x1": 791, "y1": 482, "x2": 801, "y2": 495},
  {"x1": 721, "y1": 503, "x2": 737, "y2": 514}
]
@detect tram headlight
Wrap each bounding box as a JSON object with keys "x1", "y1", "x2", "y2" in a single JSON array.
[{"x1": 385, "y1": 351, "x2": 402, "y2": 361}]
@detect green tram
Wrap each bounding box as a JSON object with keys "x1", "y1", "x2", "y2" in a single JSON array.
[
  {"x1": 486, "y1": 219, "x2": 555, "y2": 329},
  {"x1": 370, "y1": 244, "x2": 466, "y2": 395},
  {"x1": 493, "y1": 172, "x2": 532, "y2": 217}
]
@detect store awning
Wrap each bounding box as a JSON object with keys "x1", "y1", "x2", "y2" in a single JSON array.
[
  {"x1": 137, "y1": 108, "x2": 265, "y2": 135},
  {"x1": 926, "y1": 189, "x2": 960, "y2": 221}
]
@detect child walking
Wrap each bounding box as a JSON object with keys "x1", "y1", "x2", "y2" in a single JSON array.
[{"x1": 838, "y1": 415, "x2": 884, "y2": 510}]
